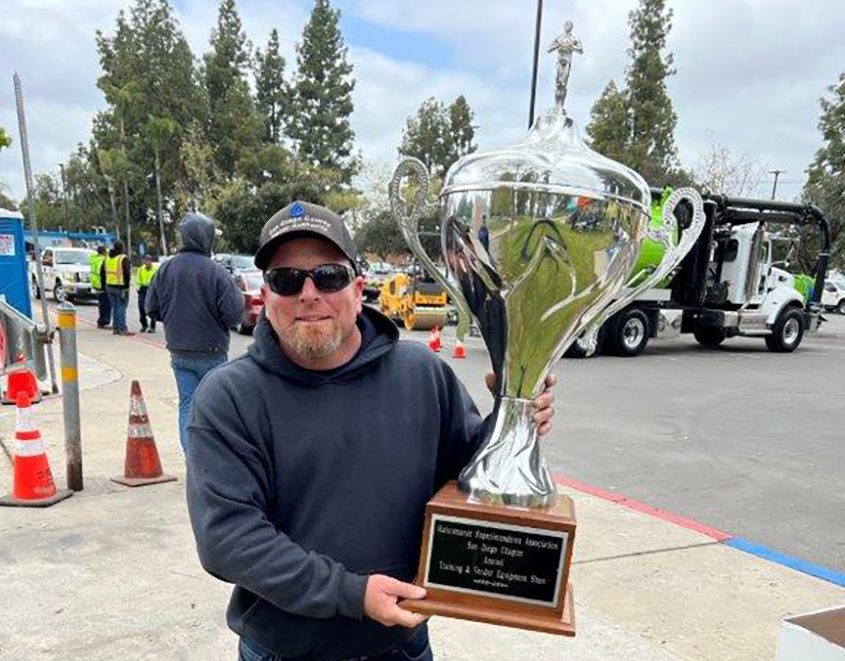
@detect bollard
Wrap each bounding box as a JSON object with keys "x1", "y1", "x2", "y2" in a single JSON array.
[{"x1": 58, "y1": 303, "x2": 83, "y2": 492}]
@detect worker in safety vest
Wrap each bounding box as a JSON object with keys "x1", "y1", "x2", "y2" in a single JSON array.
[
  {"x1": 101, "y1": 239, "x2": 133, "y2": 336},
  {"x1": 137, "y1": 254, "x2": 158, "y2": 333},
  {"x1": 89, "y1": 245, "x2": 111, "y2": 329}
]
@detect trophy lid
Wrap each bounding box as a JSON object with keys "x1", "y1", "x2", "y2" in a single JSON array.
[{"x1": 442, "y1": 22, "x2": 650, "y2": 211}]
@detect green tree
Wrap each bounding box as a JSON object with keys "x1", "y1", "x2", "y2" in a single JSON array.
[
  {"x1": 96, "y1": 0, "x2": 204, "y2": 252},
  {"x1": 254, "y1": 28, "x2": 288, "y2": 144},
  {"x1": 0, "y1": 127, "x2": 11, "y2": 150},
  {"x1": 446, "y1": 95, "x2": 477, "y2": 167},
  {"x1": 803, "y1": 73, "x2": 845, "y2": 271},
  {"x1": 624, "y1": 0, "x2": 679, "y2": 183},
  {"x1": 400, "y1": 96, "x2": 477, "y2": 178},
  {"x1": 145, "y1": 116, "x2": 180, "y2": 255},
  {"x1": 586, "y1": 80, "x2": 629, "y2": 164},
  {"x1": 354, "y1": 209, "x2": 410, "y2": 260},
  {"x1": 586, "y1": 0, "x2": 679, "y2": 185},
  {"x1": 289, "y1": 0, "x2": 357, "y2": 183},
  {"x1": 203, "y1": 0, "x2": 262, "y2": 178},
  {"x1": 400, "y1": 97, "x2": 450, "y2": 177}
]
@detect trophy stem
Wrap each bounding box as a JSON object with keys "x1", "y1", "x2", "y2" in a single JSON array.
[{"x1": 458, "y1": 397, "x2": 557, "y2": 509}]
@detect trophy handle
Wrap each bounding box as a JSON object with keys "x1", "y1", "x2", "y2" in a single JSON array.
[
  {"x1": 389, "y1": 157, "x2": 472, "y2": 340},
  {"x1": 576, "y1": 187, "x2": 706, "y2": 355}
]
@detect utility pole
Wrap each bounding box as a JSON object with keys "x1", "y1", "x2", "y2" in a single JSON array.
[
  {"x1": 59, "y1": 163, "x2": 70, "y2": 229},
  {"x1": 769, "y1": 169, "x2": 786, "y2": 200},
  {"x1": 528, "y1": 0, "x2": 544, "y2": 129}
]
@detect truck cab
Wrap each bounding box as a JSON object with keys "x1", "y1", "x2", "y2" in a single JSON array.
[
  {"x1": 31, "y1": 247, "x2": 96, "y2": 303},
  {"x1": 578, "y1": 194, "x2": 831, "y2": 357}
]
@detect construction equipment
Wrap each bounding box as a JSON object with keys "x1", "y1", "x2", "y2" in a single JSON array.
[{"x1": 379, "y1": 267, "x2": 449, "y2": 331}]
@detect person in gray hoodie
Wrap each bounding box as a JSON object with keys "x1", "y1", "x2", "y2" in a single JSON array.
[
  {"x1": 185, "y1": 202, "x2": 556, "y2": 661},
  {"x1": 145, "y1": 212, "x2": 244, "y2": 451}
]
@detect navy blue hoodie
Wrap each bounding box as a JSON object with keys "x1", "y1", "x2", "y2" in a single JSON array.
[
  {"x1": 186, "y1": 308, "x2": 488, "y2": 659},
  {"x1": 145, "y1": 213, "x2": 243, "y2": 355}
]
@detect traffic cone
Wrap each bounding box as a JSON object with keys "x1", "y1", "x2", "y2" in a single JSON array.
[
  {"x1": 433, "y1": 326, "x2": 442, "y2": 352},
  {"x1": 428, "y1": 328, "x2": 440, "y2": 353},
  {"x1": 0, "y1": 393, "x2": 72, "y2": 507},
  {"x1": 2, "y1": 356, "x2": 41, "y2": 406},
  {"x1": 111, "y1": 380, "x2": 176, "y2": 487},
  {"x1": 453, "y1": 339, "x2": 466, "y2": 359}
]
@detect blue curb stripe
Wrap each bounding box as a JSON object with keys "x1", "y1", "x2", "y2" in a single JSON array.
[{"x1": 725, "y1": 537, "x2": 845, "y2": 587}]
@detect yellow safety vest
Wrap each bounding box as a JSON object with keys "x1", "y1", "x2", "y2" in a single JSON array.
[
  {"x1": 137, "y1": 264, "x2": 157, "y2": 288},
  {"x1": 105, "y1": 255, "x2": 126, "y2": 287},
  {"x1": 89, "y1": 253, "x2": 105, "y2": 290}
]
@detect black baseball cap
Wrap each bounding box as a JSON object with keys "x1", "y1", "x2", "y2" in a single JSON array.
[{"x1": 254, "y1": 201, "x2": 359, "y2": 272}]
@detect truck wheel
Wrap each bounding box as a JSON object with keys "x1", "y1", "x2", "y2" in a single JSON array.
[
  {"x1": 564, "y1": 339, "x2": 589, "y2": 359},
  {"x1": 693, "y1": 326, "x2": 726, "y2": 347},
  {"x1": 765, "y1": 307, "x2": 804, "y2": 353},
  {"x1": 31, "y1": 277, "x2": 41, "y2": 300},
  {"x1": 838, "y1": 299, "x2": 845, "y2": 315},
  {"x1": 53, "y1": 280, "x2": 66, "y2": 303},
  {"x1": 604, "y1": 308, "x2": 649, "y2": 357}
]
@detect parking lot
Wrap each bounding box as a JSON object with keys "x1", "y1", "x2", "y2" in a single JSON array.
[{"x1": 50, "y1": 293, "x2": 845, "y2": 574}]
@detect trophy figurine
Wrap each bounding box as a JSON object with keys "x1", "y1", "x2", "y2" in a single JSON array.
[{"x1": 390, "y1": 22, "x2": 651, "y2": 635}]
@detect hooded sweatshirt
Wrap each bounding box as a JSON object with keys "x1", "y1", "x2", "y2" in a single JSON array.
[
  {"x1": 145, "y1": 213, "x2": 243, "y2": 355},
  {"x1": 186, "y1": 307, "x2": 488, "y2": 659}
]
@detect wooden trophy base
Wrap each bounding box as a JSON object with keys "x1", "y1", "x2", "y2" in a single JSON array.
[{"x1": 402, "y1": 481, "x2": 576, "y2": 636}]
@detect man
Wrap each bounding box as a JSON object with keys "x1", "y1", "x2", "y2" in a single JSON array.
[
  {"x1": 145, "y1": 212, "x2": 243, "y2": 451},
  {"x1": 185, "y1": 201, "x2": 556, "y2": 661},
  {"x1": 89, "y1": 245, "x2": 111, "y2": 328},
  {"x1": 101, "y1": 240, "x2": 133, "y2": 336},
  {"x1": 137, "y1": 254, "x2": 158, "y2": 333}
]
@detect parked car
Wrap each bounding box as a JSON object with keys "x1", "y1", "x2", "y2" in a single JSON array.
[
  {"x1": 213, "y1": 253, "x2": 255, "y2": 276},
  {"x1": 30, "y1": 247, "x2": 96, "y2": 303},
  {"x1": 234, "y1": 269, "x2": 264, "y2": 335},
  {"x1": 821, "y1": 279, "x2": 845, "y2": 314},
  {"x1": 363, "y1": 262, "x2": 394, "y2": 302}
]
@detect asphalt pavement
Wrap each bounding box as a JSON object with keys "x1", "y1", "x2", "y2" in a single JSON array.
[{"x1": 59, "y1": 293, "x2": 845, "y2": 573}]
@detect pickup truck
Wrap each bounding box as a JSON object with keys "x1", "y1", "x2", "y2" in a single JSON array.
[
  {"x1": 822, "y1": 278, "x2": 845, "y2": 314},
  {"x1": 30, "y1": 246, "x2": 97, "y2": 303}
]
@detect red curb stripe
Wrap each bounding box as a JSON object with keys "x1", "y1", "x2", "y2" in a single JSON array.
[
  {"x1": 555, "y1": 474, "x2": 626, "y2": 503},
  {"x1": 554, "y1": 473, "x2": 732, "y2": 542}
]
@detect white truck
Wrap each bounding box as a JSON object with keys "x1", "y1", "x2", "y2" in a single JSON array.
[
  {"x1": 30, "y1": 246, "x2": 97, "y2": 303},
  {"x1": 577, "y1": 194, "x2": 831, "y2": 356},
  {"x1": 821, "y1": 278, "x2": 845, "y2": 314}
]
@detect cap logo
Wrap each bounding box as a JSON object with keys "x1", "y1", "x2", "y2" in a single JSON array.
[
  {"x1": 268, "y1": 215, "x2": 333, "y2": 239},
  {"x1": 290, "y1": 202, "x2": 304, "y2": 218}
]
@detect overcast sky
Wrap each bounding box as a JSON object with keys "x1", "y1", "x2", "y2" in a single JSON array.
[{"x1": 1, "y1": 0, "x2": 844, "y2": 204}]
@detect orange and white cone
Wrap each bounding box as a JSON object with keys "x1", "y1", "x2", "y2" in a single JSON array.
[
  {"x1": 111, "y1": 381, "x2": 176, "y2": 487},
  {"x1": 0, "y1": 393, "x2": 72, "y2": 507},
  {"x1": 452, "y1": 339, "x2": 466, "y2": 359},
  {"x1": 428, "y1": 328, "x2": 440, "y2": 353},
  {"x1": 433, "y1": 326, "x2": 442, "y2": 352},
  {"x1": 2, "y1": 356, "x2": 42, "y2": 406}
]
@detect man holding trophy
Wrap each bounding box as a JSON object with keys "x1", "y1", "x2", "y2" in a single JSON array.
[
  {"x1": 186, "y1": 18, "x2": 704, "y2": 660},
  {"x1": 185, "y1": 200, "x2": 556, "y2": 661}
]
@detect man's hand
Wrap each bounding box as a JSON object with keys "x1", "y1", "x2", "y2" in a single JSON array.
[
  {"x1": 364, "y1": 575, "x2": 428, "y2": 628},
  {"x1": 485, "y1": 372, "x2": 557, "y2": 436}
]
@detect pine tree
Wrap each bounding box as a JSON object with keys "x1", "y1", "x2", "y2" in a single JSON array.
[
  {"x1": 586, "y1": 80, "x2": 629, "y2": 164},
  {"x1": 400, "y1": 95, "x2": 477, "y2": 178},
  {"x1": 624, "y1": 0, "x2": 679, "y2": 184},
  {"x1": 447, "y1": 95, "x2": 477, "y2": 169},
  {"x1": 204, "y1": 0, "x2": 263, "y2": 178},
  {"x1": 289, "y1": 0, "x2": 357, "y2": 183},
  {"x1": 254, "y1": 29, "x2": 288, "y2": 144},
  {"x1": 400, "y1": 97, "x2": 450, "y2": 177},
  {"x1": 803, "y1": 72, "x2": 845, "y2": 270},
  {"x1": 96, "y1": 0, "x2": 204, "y2": 251}
]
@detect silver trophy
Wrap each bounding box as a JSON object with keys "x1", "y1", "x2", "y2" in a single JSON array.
[{"x1": 391, "y1": 22, "x2": 652, "y2": 508}]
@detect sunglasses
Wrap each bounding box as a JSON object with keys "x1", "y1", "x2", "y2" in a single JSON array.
[{"x1": 264, "y1": 263, "x2": 356, "y2": 296}]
